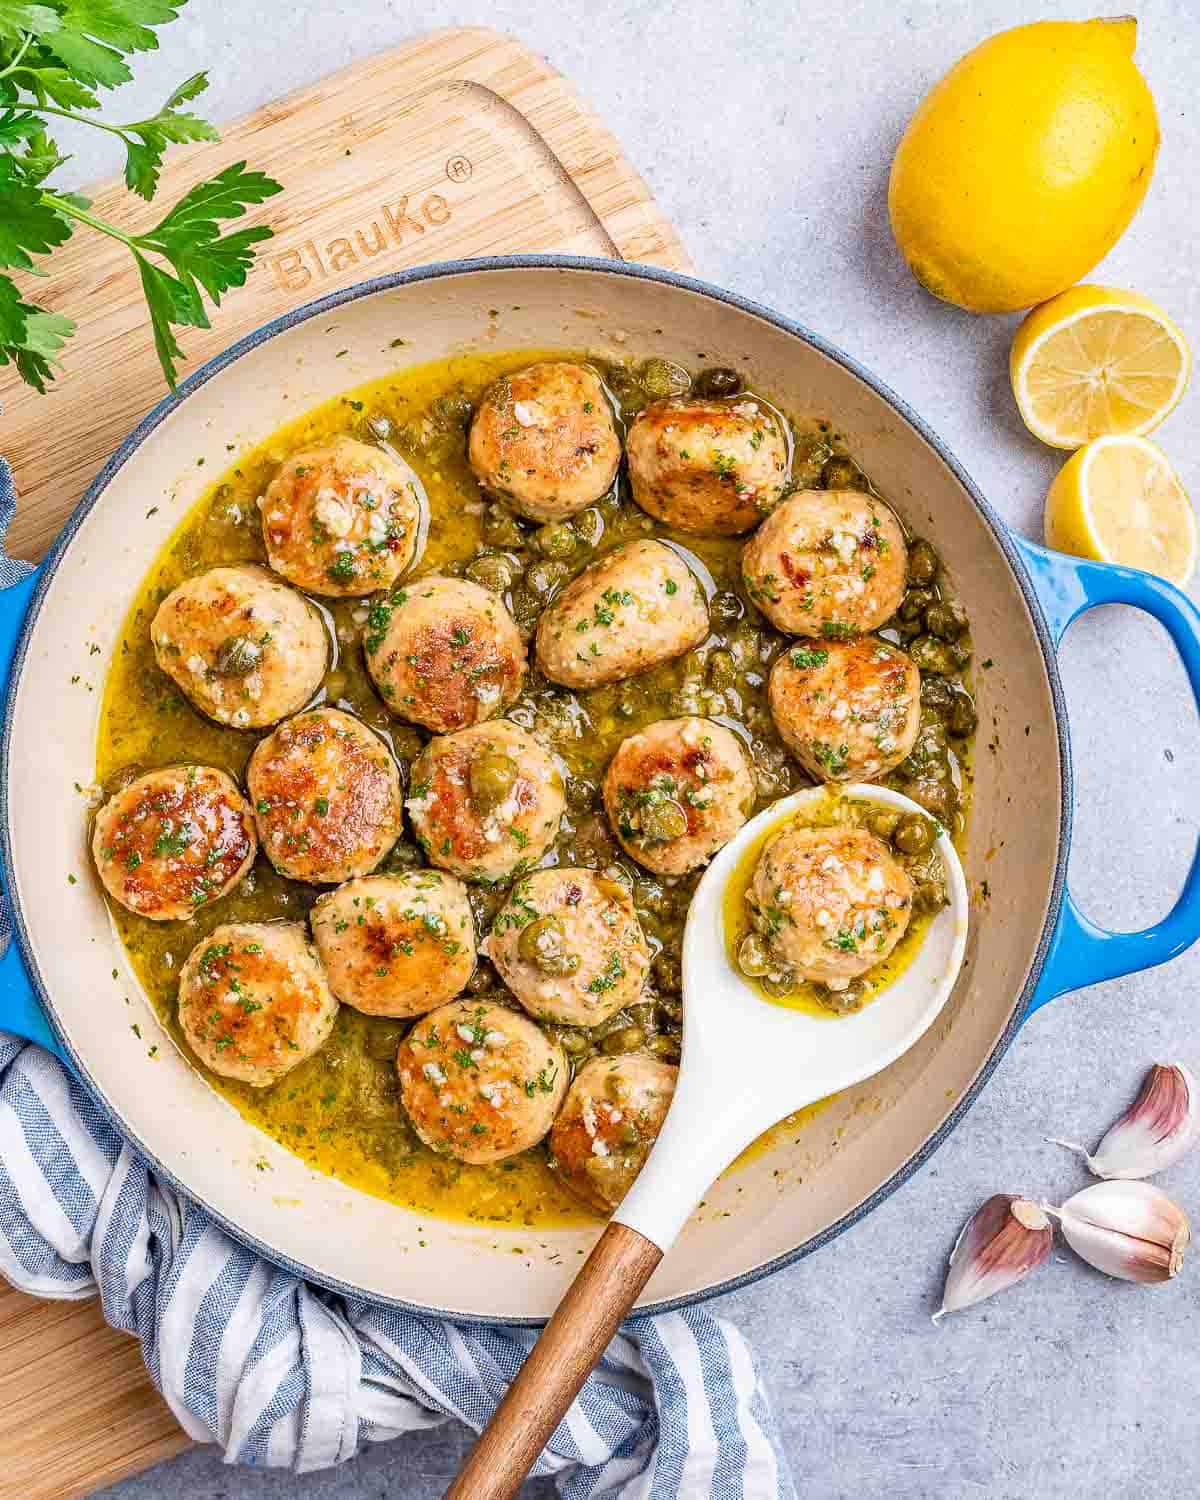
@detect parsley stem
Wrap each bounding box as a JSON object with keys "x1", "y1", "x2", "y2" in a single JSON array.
[
  {"x1": 41, "y1": 192, "x2": 137, "y2": 249},
  {"x1": 27, "y1": 102, "x2": 130, "y2": 140},
  {"x1": 0, "y1": 35, "x2": 35, "y2": 81}
]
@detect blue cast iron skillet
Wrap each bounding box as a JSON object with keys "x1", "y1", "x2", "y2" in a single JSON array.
[{"x1": 2, "y1": 256, "x2": 1199, "y2": 1318}]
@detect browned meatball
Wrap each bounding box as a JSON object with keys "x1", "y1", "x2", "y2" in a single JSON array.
[
  {"x1": 768, "y1": 637, "x2": 920, "y2": 782},
  {"x1": 535, "y1": 540, "x2": 709, "y2": 690},
  {"x1": 485, "y1": 869, "x2": 650, "y2": 1026},
  {"x1": 259, "y1": 437, "x2": 423, "y2": 596},
  {"x1": 92, "y1": 766, "x2": 256, "y2": 921},
  {"x1": 604, "y1": 717, "x2": 755, "y2": 875},
  {"x1": 152, "y1": 564, "x2": 327, "y2": 729},
  {"x1": 741, "y1": 490, "x2": 907, "y2": 634},
  {"x1": 365, "y1": 576, "x2": 525, "y2": 732},
  {"x1": 468, "y1": 362, "x2": 620, "y2": 521},
  {"x1": 247, "y1": 708, "x2": 403, "y2": 883},
  {"x1": 178, "y1": 922, "x2": 338, "y2": 1086},
  {"x1": 407, "y1": 721, "x2": 564, "y2": 883},
  {"x1": 747, "y1": 825, "x2": 913, "y2": 990},
  {"x1": 397, "y1": 998, "x2": 567, "y2": 1164},
  {"x1": 625, "y1": 397, "x2": 789, "y2": 534},
  {"x1": 310, "y1": 871, "x2": 476, "y2": 1017},
  {"x1": 549, "y1": 1055, "x2": 677, "y2": 1214}
]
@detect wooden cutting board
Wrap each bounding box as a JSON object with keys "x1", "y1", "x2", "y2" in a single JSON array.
[{"x1": 0, "y1": 27, "x2": 687, "y2": 1498}]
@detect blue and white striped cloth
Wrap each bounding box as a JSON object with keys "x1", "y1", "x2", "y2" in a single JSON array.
[{"x1": 0, "y1": 458, "x2": 796, "y2": 1495}]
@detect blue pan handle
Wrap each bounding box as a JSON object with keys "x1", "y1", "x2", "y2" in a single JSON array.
[
  {"x1": 1014, "y1": 536, "x2": 1200, "y2": 1016},
  {"x1": 0, "y1": 564, "x2": 66, "y2": 1060}
]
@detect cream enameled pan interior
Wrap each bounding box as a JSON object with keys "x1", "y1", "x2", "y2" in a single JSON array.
[{"x1": 6, "y1": 265, "x2": 1062, "y2": 1318}]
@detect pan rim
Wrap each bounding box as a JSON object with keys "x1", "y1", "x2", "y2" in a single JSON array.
[{"x1": 0, "y1": 254, "x2": 1072, "y2": 1324}]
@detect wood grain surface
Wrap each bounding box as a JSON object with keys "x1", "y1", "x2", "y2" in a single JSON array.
[{"x1": 0, "y1": 27, "x2": 687, "y2": 1498}]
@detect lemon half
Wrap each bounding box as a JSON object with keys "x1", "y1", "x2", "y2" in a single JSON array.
[
  {"x1": 1012, "y1": 286, "x2": 1191, "y2": 449},
  {"x1": 1045, "y1": 434, "x2": 1196, "y2": 587}
]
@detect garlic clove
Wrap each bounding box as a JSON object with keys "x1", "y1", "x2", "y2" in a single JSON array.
[
  {"x1": 935, "y1": 1194, "x2": 1053, "y2": 1320},
  {"x1": 1050, "y1": 1063, "x2": 1199, "y2": 1180},
  {"x1": 1054, "y1": 1180, "x2": 1190, "y2": 1283}
]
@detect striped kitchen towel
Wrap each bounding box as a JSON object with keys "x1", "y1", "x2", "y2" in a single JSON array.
[{"x1": 0, "y1": 460, "x2": 796, "y2": 1496}]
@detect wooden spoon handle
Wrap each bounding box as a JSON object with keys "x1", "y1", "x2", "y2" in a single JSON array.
[{"x1": 444, "y1": 1223, "x2": 663, "y2": 1500}]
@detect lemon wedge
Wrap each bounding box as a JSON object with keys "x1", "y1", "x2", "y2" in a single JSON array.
[
  {"x1": 1045, "y1": 434, "x2": 1196, "y2": 587},
  {"x1": 1012, "y1": 286, "x2": 1190, "y2": 449}
]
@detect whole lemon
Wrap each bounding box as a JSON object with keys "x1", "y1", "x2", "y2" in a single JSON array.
[{"x1": 888, "y1": 18, "x2": 1159, "y2": 314}]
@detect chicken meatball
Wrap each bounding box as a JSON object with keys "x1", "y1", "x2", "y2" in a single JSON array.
[
  {"x1": 152, "y1": 564, "x2": 327, "y2": 729},
  {"x1": 485, "y1": 870, "x2": 650, "y2": 1026},
  {"x1": 178, "y1": 922, "x2": 338, "y2": 1086},
  {"x1": 365, "y1": 576, "x2": 525, "y2": 733},
  {"x1": 397, "y1": 998, "x2": 567, "y2": 1164},
  {"x1": 407, "y1": 721, "x2": 564, "y2": 883},
  {"x1": 768, "y1": 637, "x2": 920, "y2": 783},
  {"x1": 259, "y1": 436, "x2": 423, "y2": 596},
  {"x1": 747, "y1": 825, "x2": 913, "y2": 990},
  {"x1": 535, "y1": 541, "x2": 709, "y2": 690},
  {"x1": 310, "y1": 871, "x2": 476, "y2": 1017},
  {"x1": 468, "y1": 361, "x2": 620, "y2": 522},
  {"x1": 625, "y1": 397, "x2": 789, "y2": 535},
  {"x1": 92, "y1": 766, "x2": 256, "y2": 921},
  {"x1": 549, "y1": 1055, "x2": 677, "y2": 1214},
  {"x1": 604, "y1": 717, "x2": 755, "y2": 876},
  {"x1": 247, "y1": 708, "x2": 403, "y2": 883},
  {"x1": 741, "y1": 491, "x2": 907, "y2": 635}
]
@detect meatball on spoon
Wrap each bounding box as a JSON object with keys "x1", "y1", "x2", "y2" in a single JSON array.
[{"x1": 447, "y1": 784, "x2": 967, "y2": 1500}]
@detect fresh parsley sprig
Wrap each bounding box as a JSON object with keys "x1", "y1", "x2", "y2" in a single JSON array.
[{"x1": 0, "y1": 0, "x2": 282, "y2": 392}]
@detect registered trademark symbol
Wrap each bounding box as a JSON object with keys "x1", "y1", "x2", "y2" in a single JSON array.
[{"x1": 445, "y1": 155, "x2": 473, "y2": 184}]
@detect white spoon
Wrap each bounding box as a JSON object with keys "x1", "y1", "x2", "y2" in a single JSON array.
[{"x1": 447, "y1": 784, "x2": 968, "y2": 1499}]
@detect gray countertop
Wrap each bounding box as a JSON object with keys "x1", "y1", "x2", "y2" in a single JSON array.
[{"x1": 78, "y1": 1, "x2": 1200, "y2": 1495}]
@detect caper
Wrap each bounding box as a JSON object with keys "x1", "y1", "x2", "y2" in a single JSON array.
[
  {"x1": 526, "y1": 559, "x2": 569, "y2": 598},
  {"x1": 893, "y1": 812, "x2": 934, "y2": 856},
  {"x1": 616, "y1": 1120, "x2": 643, "y2": 1146},
  {"x1": 214, "y1": 633, "x2": 262, "y2": 677},
  {"x1": 564, "y1": 774, "x2": 596, "y2": 812},
  {"x1": 364, "y1": 1021, "x2": 406, "y2": 1061},
  {"x1": 639, "y1": 800, "x2": 688, "y2": 843},
  {"x1": 693, "y1": 366, "x2": 743, "y2": 398},
  {"x1": 792, "y1": 433, "x2": 832, "y2": 488},
  {"x1": 909, "y1": 635, "x2": 959, "y2": 675},
  {"x1": 924, "y1": 599, "x2": 969, "y2": 640},
  {"x1": 601, "y1": 1024, "x2": 646, "y2": 1055},
  {"x1": 430, "y1": 394, "x2": 473, "y2": 431},
  {"x1": 656, "y1": 996, "x2": 683, "y2": 1025},
  {"x1": 907, "y1": 538, "x2": 940, "y2": 586},
  {"x1": 821, "y1": 455, "x2": 861, "y2": 489},
  {"x1": 469, "y1": 750, "x2": 519, "y2": 813},
  {"x1": 534, "y1": 523, "x2": 577, "y2": 560},
  {"x1": 707, "y1": 649, "x2": 736, "y2": 691},
  {"x1": 465, "y1": 553, "x2": 517, "y2": 593},
  {"x1": 760, "y1": 971, "x2": 797, "y2": 998},
  {"x1": 709, "y1": 590, "x2": 744, "y2": 627},
  {"x1": 908, "y1": 777, "x2": 957, "y2": 821},
  {"x1": 508, "y1": 587, "x2": 542, "y2": 633},
  {"x1": 891, "y1": 616, "x2": 924, "y2": 643},
  {"x1": 648, "y1": 1034, "x2": 681, "y2": 1062},
  {"x1": 638, "y1": 357, "x2": 690, "y2": 399},
  {"x1": 819, "y1": 983, "x2": 866, "y2": 1015},
  {"x1": 481, "y1": 504, "x2": 525, "y2": 547},
  {"x1": 517, "y1": 914, "x2": 580, "y2": 975},
  {"x1": 573, "y1": 507, "x2": 604, "y2": 546},
  {"x1": 383, "y1": 838, "x2": 423, "y2": 871},
  {"x1": 947, "y1": 690, "x2": 978, "y2": 737},
  {"x1": 558, "y1": 1028, "x2": 589, "y2": 1056},
  {"x1": 899, "y1": 587, "x2": 935, "y2": 622},
  {"x1": 465, "y1": 963, "x2": 495, "y2": 995},
  {"x1": 652, "y1": 951, "x2": 682, "y2": 993},
  {"x1": 950, "y1": 635, "x2": 973, "y2": 669},
  {"x1": 634, "y1": 879, "x2": 670, "y2": 915},
  {"x1": 605, "y1": 366, "x2": 647, "y2": 415},
  {"x1": 919, "y1": 675, "x2": 955, "y2": 713},
  {"x1": 737, "y1": 932, "x2": 772, "y2": 978},
  {"x1": 913, "y1": 878, "x2": 949, "y2": 914},
  {"x1": 628, "y1": 1001, "x2": 656, "y2": 1028},
  {"x1": 867, "y1": 808, "x2": 901, "y2": 840}
]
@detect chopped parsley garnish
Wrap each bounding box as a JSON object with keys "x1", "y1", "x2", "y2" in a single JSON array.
[
  {"x1": 586, "y1": 953, "x2": 625, "y2": 995},
  {"x1": 790, "y1": 648, "x2": 829, "y2": 670},
  {"x1": 327, "y1": 551, "x2": 356, "y2": 582}
]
